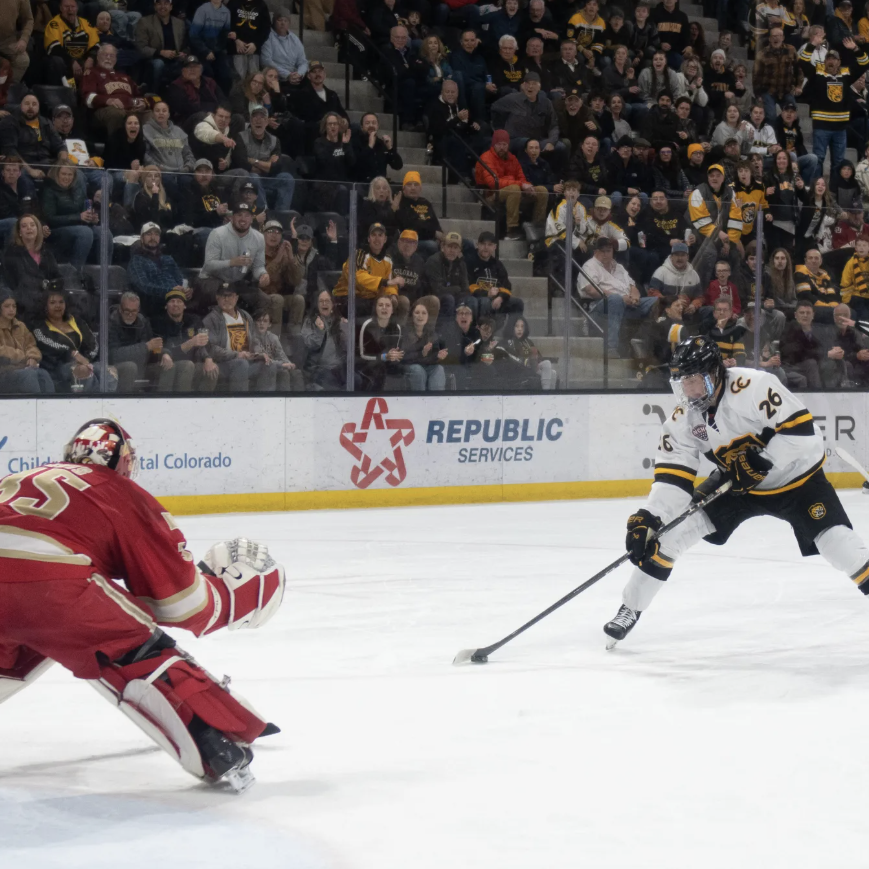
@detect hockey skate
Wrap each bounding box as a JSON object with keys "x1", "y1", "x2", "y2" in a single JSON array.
[
  {"x1": 191, "y1": 720, "x2": 256, "y2": 794},
  {"x1": 604, "y1": 605, "x2": 641, "y2": 650}
]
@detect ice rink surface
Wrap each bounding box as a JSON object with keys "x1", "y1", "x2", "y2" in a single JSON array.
[{"x1": 4, "y1": 495, "x2": 869, "y2": 869}]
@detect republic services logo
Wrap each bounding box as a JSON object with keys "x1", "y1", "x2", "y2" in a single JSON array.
[{"x1": 340, "y1": 398, "x2": 415, "y2": 489}]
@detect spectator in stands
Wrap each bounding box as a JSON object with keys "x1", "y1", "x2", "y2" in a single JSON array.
[
  {"x1": 357, "y1": 293, "x2": 403, "y2": 391},
  {"x1": 136, "y1": 0, "x2": 189, "y2": 95},
  {"x1": 639, "y1": 51, "x2": 682, "y2": 107},
  {"x1": 107, "y1": 290, "x2": 170, "y2": 393},
  {"x1": 578, "y1": 236, "x2": 656, "y2": 356},
  {"x1": 652, "y1": 0, "x2": 690, "y2": 69},
  {"x1": 754, "y1": 27, "x2": 798, "y2": 123},
  {"x1": 491, "y1": 35, "x2": 524, "y2": 96},
  {"x1": 451, "y1": 30, "x2": 494, "y2": 122},
  {"x1": 44, "y1": 0, "x2": 99, "y2": 86},
  {"x1": 566, "y1": 0, "x2": 605, "y2": 61},
  {"x1": 94, "y1": 10, "x2": 141, "y2": 74},
  {"x1": 260, "y1": 7, "x2": 307, "y2": 86},
  {"x1": 399, "y1": 300, "x2": 446, "y2": 391},
  {"x1": 379, "y1": 25, "x2": 425, "y2": 132},
  {"x1": 81, "y1": 42, "x2": 150, "y2": 138},
  {"x1": 817, "y1": 301, "x2": 869, "y2": 386},
  {"x1": 393, "y1": 170, "x2": 443, "y2": 257},
  {"x1": 200, "y1": 201, "x2": 270, "y2": 307},
  {"x1": 142, "y1": 101, "x2": 195, "y2": 198},
  {"x1": 366, "y1": 0, "x2": 404, "y2": 47},
  {"x1": 763, "y1": 247, "x2": 798, "y2": 318},
  {"x1": 418, "y1": 35, "x2": 456, "y2": 104},
  {"x1": 32, "y1": 289, "x2": 116, "y2": 393},
  {"x1": 391, "y1": 229, "x2": 427, "y2": 304},
  {"x1": 642, "y1": 295, "x2": 688, "y2": 387},
  {"x1": 557, "y1": 91, "x2": 601, "y2": 163},
  {"x1": 704, "y1": 297, "x2": 746, "y2": 365},
  {"x1": 569, "y1": 134, "x2": 609, "y2": 205},
  {"x1": 333, "y1": 222, "x2": 402, "y2": 318},
  {"x1": 629, "y1": 1, "x2": 661, "y2": 65},
  {"x1": 476, "y1": 130, "x2": 548, "y2": 242},
  {"x1": 131, "y1": 166, "x2": 178, "y2": 235},
  {"x1": 0, "y1": 0, "x2": 32, "y2": 84},
  {"x1": 356, "y1": 176, "x2": 396, "y2": 243},
  {"x1": 189, "y1": 0, "x2": 232, "y2": 93},
  {"x1": 128, "y1": 221, "x2": 186, "y2": 316},
  {"x1": 705, "y1": 259, "x2": 743, "y2": 317},
  {"x1": 0, "y1": 291, "x2": 53, "y2": 394},
  {"x1": 354, "y1": 113, "x2": 403, "y2": 185},
  {"x1": 41, "y1": 164, "x2": 105, "y2": 271},
  {"x1": 3, "y1": 215, "x2": 61, "y2": 326},
  {"x1": 763, "y1": 149, "x2": 805, "y2": 254},
  {"x1": 651, "y1": 143, "x2": 690, "y2": 201},
  {"x1": 151, "y1": 287, "x2": 216, "y2": 391},
  {"x1": 687, "y1": 164, "x2": 743, "y2": 283},
  {"x1": 311, "y1": 112, "x2": 353, "y2": 213},
  {"x1": 577, "y1": 196, "x2": 629, "y2": 255},
  {"x1": 606, "y1": 135, "x2": 652, "y2": 210},
  {"x1": 184, "y1": 158, "x2": 229, "y2": 248},
  {"x1": 424, "y1": 79, "x2": 488, "y2": 182},
  {"x1": 642, "y1": 90, "x2": 681, "y2": 150},
  {"x1": 226, "y1": 0, "x2": 270, "y2": 79},
  {"x1": 649, "y1": 242, "x2": 702, "y2": 305},
  {"x1": 441, "y1": 301, "x2": 480, "y2": 389},
  {"x1": 831, "y1": 161, "x2": 864, "y2": 211},
  {"x1": 467, "y1": 229, "x2": 524, "y2": 324},
  {"x1": 191, "y1": 103, "x2": 241, "y2": 175},
  {"x1": 166, "y1": 55, "x2": 226, "y2": 125},
  {"x1": 0, "y1": 159, "x2": 36, "y2": 250},
  {"x1": 842, "y1": 233, "x2": 869, "y2": 319},
  {"x1": 795, "y1": 247, "x2": 840, "y2": 315},
  {"x1": 262, "y1": 219, "x2": 304, "y2": 336},
  {"x1": 301, "y1": 289, "x2": 347, "y2": 390},
  {"x1": 237, "y1": 104, "x2": 296, "y2": 210},
  {"x1": 550, "y1": 38, "x2": 587, "y2": 101},
  {"x1": 772, "y1": 100, "x2": 817, "y2": 183},
  {"x1": 684, "y1": 142, "x2": 709, "y2": 188},
  {"x1": 292, "y1": 221, "x2": 335, "y2": 305},
  {"x1": 637, "y1": 188, "x2": 694, "y2": 282},
  {"x1": 202, "y1": 283, "x2": 276, "y2": 391},
  {"x1": 781, "y1": 299, "x2": 825, "y2": 386},
  {"x1": 738, "y1": 302, "x2": 787, "y2": 384},
  {"x1": 491, "y1": 72, "x2": 567, "y2": 176},
  {"x1": 519, "y1": 138, "x2": 561, "y2": 195},
  {"x1": 293, "y1": 60, "x2": 347, "y2": 143},
  {"x1": 422, "y1": 231, "x2": 471, "y2": 323},
  {"x1": 0, "y1": 96, "x2": 67, "y2": 183},
  {"x1": 104, "y1": 114, "x2": 146, "y2": 194},
  {"x1": 251, "y1": 308, "x2": 303, "y2": 390},
  {"x1": 796, "y1": 177, "x2": 842, "y2": 258},
  {"x1": 521, "y1": 36, "x2": 549, "y2": 90}
]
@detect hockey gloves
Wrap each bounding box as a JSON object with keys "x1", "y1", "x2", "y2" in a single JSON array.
[
  {"x1": 727, "y1": 449, "x2": 773, "y2": 495},
  {"x1": 626, "y1": 509, "x2": 663, "y2": 567}
]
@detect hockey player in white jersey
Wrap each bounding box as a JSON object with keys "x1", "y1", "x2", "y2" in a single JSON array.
[{"x1": 604, "y1": 335, "x2": 869, "y2": 643}]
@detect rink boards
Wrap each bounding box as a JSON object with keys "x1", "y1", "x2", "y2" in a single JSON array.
[{"x1": 0, "y1": 393, "x2": 865, "y2": 514}]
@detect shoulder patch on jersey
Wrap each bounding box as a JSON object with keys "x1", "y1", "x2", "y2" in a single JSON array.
[
  {"x1": 809, "y1": 502, "x2": 827, "y2": 520},
  {"x1": 691, "y1": 424, "x2": 708, "y2": 441}
]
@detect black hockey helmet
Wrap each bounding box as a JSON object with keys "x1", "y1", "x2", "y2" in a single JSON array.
[{"x1": 669, "y1": 336, "x2": 726, "y2": 412}]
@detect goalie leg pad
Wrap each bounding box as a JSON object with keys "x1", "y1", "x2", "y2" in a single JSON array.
[{"x1": 0, "y1": 647, "x2": 54, "y2": 706}]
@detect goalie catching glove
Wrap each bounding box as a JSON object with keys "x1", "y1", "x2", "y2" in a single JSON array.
[
  {"x1": 626, "y1": 509, "x2": 663, "y2": 567},
  {"x1": 200, "y1": 538, "x2": 286, "y2": 630},
  {"x1": 727, "y1": 449, "x2": 773, "y2": 495}
]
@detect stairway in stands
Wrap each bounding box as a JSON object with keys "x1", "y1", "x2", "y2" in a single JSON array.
[{"x1": 276, "y1": 2, "x2": 846, "y2": 387}]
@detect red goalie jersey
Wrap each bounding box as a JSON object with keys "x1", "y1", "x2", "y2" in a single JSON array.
[{"x1": 0, "y1": 463, "x2": 227, "y2": 637}]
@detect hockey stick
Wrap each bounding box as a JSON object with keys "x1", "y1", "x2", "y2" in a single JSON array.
[
  {"x1": 834, "y1": 446, "x2": 869, "y2": 490},
  {"x1": 452, "y1": 480, "x2": 733, "y2": 665}
]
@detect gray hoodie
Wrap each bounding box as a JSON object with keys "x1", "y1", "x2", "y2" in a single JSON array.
[
  {"x1": 143, "y1": 118, "x2": 195, "y2": 174},
  {"x1": 648, "y1": 256, "x2": 702, "y2": 299}
]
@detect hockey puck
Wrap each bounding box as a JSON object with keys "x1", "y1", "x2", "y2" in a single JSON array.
[{"x1": 471, "y1": 654, "x2": 488, "y2": 664}]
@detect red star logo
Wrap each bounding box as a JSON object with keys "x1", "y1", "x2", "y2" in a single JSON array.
[{"x1": 339, "y1": 398, "x2": 415, "y2": 489}]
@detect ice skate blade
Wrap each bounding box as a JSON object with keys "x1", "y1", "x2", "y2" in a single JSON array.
[
  {"x1": 221, "y1": 765, "x2": 255, "y2": 794},
  {"x1": 605, "y1": 638, "x2": 619, "y2": 651}
]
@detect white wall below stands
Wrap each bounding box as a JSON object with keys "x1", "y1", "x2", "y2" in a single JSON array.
[{"x1": 0, "y1": 393, "x2": 864, "y2": 514}]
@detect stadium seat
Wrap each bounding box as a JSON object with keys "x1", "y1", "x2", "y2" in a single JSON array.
[
  {"x1": 304, "y1": 212, "x2": 348, "y2": 237},
  {"x1": 82, "y1": 265, "x2": 129, "y2": 295},
  {"x1": 32, "y1": 85, "x2": 77, "y2": 114},
  {"x1": 268, "y1": 210, "x2": 301, "y2": 231}
]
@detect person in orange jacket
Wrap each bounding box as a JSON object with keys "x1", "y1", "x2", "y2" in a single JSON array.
[{"x1": 474, "y1": 129, "x2": 548, "y2": 239}]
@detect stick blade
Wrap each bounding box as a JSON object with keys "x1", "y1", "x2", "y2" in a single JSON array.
[{"x1": 452, "y1": 648, "x2": 488, "y2": 666}]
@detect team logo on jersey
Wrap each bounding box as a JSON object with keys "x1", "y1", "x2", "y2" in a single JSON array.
[
  {"x1": 340, "y1": 397, "x2": 415, "y2": 489},
  {"x1": 691, "y1": 424, "x2": 708, "y2": 441},
  {"x1": 827, "y1": 82, "x2": 843, "y2": 103},
  {"x1": 809, "y1": 502, "x2": 827, "y2": 520},
  {"x1": 742, "y1": 202, "x2": 757, "y2": 224}
]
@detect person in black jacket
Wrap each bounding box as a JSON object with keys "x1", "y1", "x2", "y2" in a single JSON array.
[
  {"x1": 3, "y1": 215, "x2": 63, "y2": 327},
  {"x1": 0, "y1": 159, "x2": 38, "y2": 251},
  {"x1": 312, "y1": 113, "x2": 355, "y2": 213},
  {"x1": 763, "y1": 148, "x2": 808, "y2": 255},
  {"x1": 390, "y1": 229, "x2": 428, "y2": 304},
  {"x1": 421, "y1": 232, "x2": 471, "y2": 324},
  {"x1": 0, "y1": 96, "x2": 68, "y2": 183},
  {"x1": 358, "y1": 177, "x2": 400, "y2": 244},
  {"x1": 548, "y1": 38, "x2": 587, "y2": 99},
  {"x1": 150, "y1": 288, "x2": 216, "y2": 391},
  {"x1": 519, "y1": 138, "x2": 561, "y2": 194},
  {"x1": 165, "y1": 57, "x2": 227, "y2": 129},
  {"x1": 441, "y1": 301, "x2": 480, "y2": 390},
  {"x1": 107, "y1": 291, "x2": 172, "y2": 393},
  {"x1": 569, "y1": 134, "x2": 610, "y2": 205},
  {"x1": 606, "y1": 135, "x2": 652, "y2": 210},
  {"x1": 183, "y1": 158, "x2": 231, "y2": 249},
  {"x1": 291, "y1": 62, "x2": 348, "y2": 147},
  {"x1": 133, "y1": 166, "x2": 180, "y2": 233},
  {"x1": 399, "y1": 299, "x2": 447, "y2": 391},
  {"x1": 466, "y1": 230, "x2": 525, "y2": 326},
  {"x1": 393, "y1": 170, "x2": 443, "y2": 257},
  {"x1": 354, "y1": 113, "x2": 403, "y2": 184},
  {"x1": 379, "y1": 25, "x2": 426, "y2": 131},
  {"x1": 356, "y1": 293, "x2": 403, "y2": 391},
  {"x1": 424, "y1": 80, "x2": 490, "y2": 180},
  {"x1": 227, "y1": 0, "x2": 271, "y2": 79},
  {"x1": 773, "y1": 101, "x2": 820, "y2": 186},
  {"x1": 641, "y1": 90, "x2": 681, "y2": 150}
]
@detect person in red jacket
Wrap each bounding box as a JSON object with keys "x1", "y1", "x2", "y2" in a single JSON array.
[
  {"x1": 704, "y1": 259, "x2": 742, "y2": 315},
  {"x1": 475, "y1": 129, "x2": 548, "y2": 239},
  {"x1": 81, "y1": 43, "x2": 150, "y2": 135}
]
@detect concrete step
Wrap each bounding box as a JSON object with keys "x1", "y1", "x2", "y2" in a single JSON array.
[
  {"x1": 507, "y1": 276, "x2": 548, "y2": 297},
  {"x1": 535, "y1": 335, "x2": 604, "y2": 359},
  {"x1": 501, "y1": 257, "x2": 533, "y2": 277},
  {"x1": 387, "y1": 164, "x2": 443, "y2": 184},
  {"x1": 498, "y1": 238, "x2": 529, "y2": 259},
  {"x1": 440, "y1": 217, "x2": 495, "y2": 239},
  {"x1": 526, "y1": 316, "x2": 596, "y2": 337}
]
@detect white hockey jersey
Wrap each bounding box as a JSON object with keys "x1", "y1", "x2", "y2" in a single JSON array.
[{"x1": 647, "y1": 367, "x2": 824, "y2": 523}]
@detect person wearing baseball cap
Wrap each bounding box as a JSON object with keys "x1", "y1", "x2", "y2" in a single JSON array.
[
  {"x1": 771, "y1": 101, "x2": 818, "y2": 186},
  {"x1": 261, "y1": 9, "x2": 308, "y2": 85},
  {"x1": 391, "y1": 229, "x2": 426, "y2": 299},
  {"x1": 476, "y1": 129, "x2": 548, "y2": 240},
  {"x1": 686, "y1": 162, "x2": 743, "y2": 250},
  {"x1": 231, "y1": 179, "x2": 267, "y2": 227},
  {"x1": 261, "y1": 218, "x2": 305, "y2": 337},
  {"x1": 580, "y1": 196, "x2": 629, "y2": 254},
  {"x1": 293, "y1": 55, "x2": 343, "y2": 128},
  {"x1": 394, "y1": 170, "x2": 444, "y2": 257},
  {"x1": 333, "y1": 222, "x2": 405, "y2": 316},
  {"x1": 128, "y1": 220, "x2": 188, "y2": 318},
  {"x1": 467, "y1": 229, "x2": 525, "y2": 323},
  {"x1": 421, "y1": 228, "x2": 473, "y2": 320},
  {"x1": 648, "y1": 240, "x2": 701, "y2": 302}
]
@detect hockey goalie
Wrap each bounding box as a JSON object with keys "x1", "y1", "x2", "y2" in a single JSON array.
[{"x1": 0, "y1": 419, "x2": 286, "y2": 793}]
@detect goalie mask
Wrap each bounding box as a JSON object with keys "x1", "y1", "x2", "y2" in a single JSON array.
[
  {"x1": 669, "y1": 336, "x2": 726, "y2": 414},
  {"x1": 63, "y1": 418, "x2": 139, "y2": 480}
]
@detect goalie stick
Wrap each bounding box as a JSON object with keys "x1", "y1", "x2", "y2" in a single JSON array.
[
  {"x1": 452, "y1": 480, "x2": 733, "y2": 665},
  {"x1": 834, "y1": 446, "x2": 869, "y2": 493}
]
